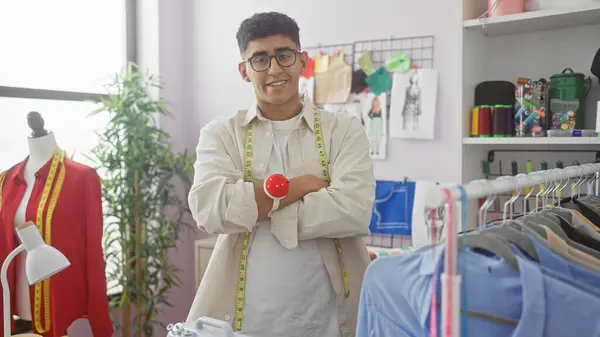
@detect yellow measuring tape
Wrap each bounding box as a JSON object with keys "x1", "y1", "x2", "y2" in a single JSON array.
[
  {"x1": 0, "y1": 149, "x2": 66, "y2": 333},
  {"x1": 233, "y1": 107, "x2": 349, "y2": 332},
  {"x1": 34, "y1": 148, "x2": 66, "y2": 333},
  {"x1": 0, "y1": 171, "x2": 6, "y2": 213}
]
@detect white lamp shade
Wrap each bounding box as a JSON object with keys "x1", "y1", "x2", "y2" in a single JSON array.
[
  {"x1": 14, "y1": 221, "x2": 71, "y2": 285},
  {"x1": 26, "y1": 245, "x2": 70, "y2": 285}
]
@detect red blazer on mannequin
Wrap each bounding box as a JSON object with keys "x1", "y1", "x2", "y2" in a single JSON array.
[{"x1": 0, "y1": 154, "x2": 113, "y2": 337}]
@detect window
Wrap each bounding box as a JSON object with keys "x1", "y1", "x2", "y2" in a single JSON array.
[
  {"x1": 0, "y1": 0, "x2": 134, "y2": 297},
  {"x1": 0, "y1": 98, "x2": 108, "y2": 172},
  {"x1": 0, "y1": 0, "x2": 127, "y2": 93}
]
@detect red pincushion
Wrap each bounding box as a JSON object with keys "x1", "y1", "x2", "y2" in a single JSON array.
[
  {"x1": 369, "y1": 251, "x2": 377, "y2": 261},
  {"x1": 264, "y1": 174, "x2": 290, "y2": 199}
]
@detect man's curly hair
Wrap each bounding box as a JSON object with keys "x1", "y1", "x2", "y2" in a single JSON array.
[{"x1": 236, "y1": 12, "x2": 301, "y2": 56}]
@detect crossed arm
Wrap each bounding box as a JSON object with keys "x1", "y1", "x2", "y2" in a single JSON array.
[{"x1": 187, "y1": 118, "x2": 375, "y2": 239}]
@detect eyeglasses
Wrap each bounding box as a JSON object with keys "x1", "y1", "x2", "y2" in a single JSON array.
[{"x1": 244, "y1": 49, "x2": 299, "y2": 72}]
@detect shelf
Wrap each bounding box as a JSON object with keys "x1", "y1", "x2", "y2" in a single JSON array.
[
  {"x1": 463, "y1": 137, "x2": 600, "y2": 145},
  {"x1": 463, "y1": 3, "x2": 600, "y2": 36}
]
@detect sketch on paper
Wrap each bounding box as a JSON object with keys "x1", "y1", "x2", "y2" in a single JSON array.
[
  {"x1": 389, "y1": 68, "x2": 439, "y2": 140},
  {"x1": 299, "y1": 76, "x2": 315, "y2": 101},
  {"x1": 360, "y1": 92, "x2": 387, "y2": 160}
]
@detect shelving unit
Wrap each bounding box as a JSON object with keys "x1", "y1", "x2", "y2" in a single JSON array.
[
  {"x1": 463, "y1": 3, "x2": 600, "y2": 36},
  {"x1": 463, "y1": 137, "x2": 600, "y2": 145},
  {"x1": 460, "y1": 1, "x2": 600, "y2": 221}
]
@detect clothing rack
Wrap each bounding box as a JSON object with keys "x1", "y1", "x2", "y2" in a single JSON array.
[
  {"x1": 422, "y1": 162, "x2": 600, "y2": 337},
  {"x1": 424, "y1": 164, "x2": 600, "y2": 209}
]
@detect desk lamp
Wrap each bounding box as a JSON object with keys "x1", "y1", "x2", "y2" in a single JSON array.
[{"x1": 1, "y1": 221, "x2": 70, "y2": 337}]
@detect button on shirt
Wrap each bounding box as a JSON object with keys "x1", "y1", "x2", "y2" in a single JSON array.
[{"x1": 357, "y1": 245, "x2": 600, "y2": 337}]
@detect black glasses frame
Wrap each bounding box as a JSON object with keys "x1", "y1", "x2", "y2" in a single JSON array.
[{"x1": 242, "y1": 49, "x2": 300, "y2": 72}]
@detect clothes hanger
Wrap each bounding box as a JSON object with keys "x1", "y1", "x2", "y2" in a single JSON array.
[
  {"x1": 482, "y1": 174, "x2": 540, "y2": 260},
  {"x1": 530, "y1": 169, "x2": 572, "y2": 241},
  {"x1": 533, "y1": 170, "x2": 551, "y2": 213},
  {"x1": 459, "y1": 230, "x2": 520, "y2": 271},
  {"x1": 482, "y1": 226, "x2": 539, "y2": 261},
  {"x1": 511, "y1": 218, "x2": 600, "y2": 275},
  {"x1": 478, "y1": 181, "x2": 497, "y2": 228},
  {"x1": 522, "y1": 172, "x2": 537, "y2": 215},
  {"x1": 460, "y1": 179, "x2": 520, "y2": 271},
  {"x1": 561, "y1": 166, "x2": 585, "y2": 209},
  {"x1": 531, "y1": 168, "x2": 600, "y2": 258}
]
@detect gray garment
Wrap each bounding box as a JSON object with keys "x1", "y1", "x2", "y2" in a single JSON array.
[{"x1": 523, "y1": 211, "x2": 600, "y2": 260}]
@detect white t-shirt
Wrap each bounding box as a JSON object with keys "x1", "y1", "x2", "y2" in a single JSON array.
[{"x1": 242, "y1": 114, "x2": 340, "y2": 337}]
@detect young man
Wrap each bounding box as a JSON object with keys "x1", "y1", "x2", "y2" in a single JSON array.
[{"x1": 186, "y1": 12, "x2": 375, "y2": 337}]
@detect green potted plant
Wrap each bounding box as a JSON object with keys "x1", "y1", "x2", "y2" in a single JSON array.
[{"x1": 89, "y1": 62, "x2": 194, "y2": 337}]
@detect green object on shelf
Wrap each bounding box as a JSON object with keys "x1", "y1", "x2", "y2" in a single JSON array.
[
  {"x1": 541, "y1": 161, "x2": 548, "y2": 170},
  {"x1": 549, "y1": 68, "x2": 592, "y2": 130},
  {"x1": 573, "y1": 161, "x2": 581, "y2": 166}
]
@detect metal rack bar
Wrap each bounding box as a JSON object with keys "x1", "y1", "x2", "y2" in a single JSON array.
[{"x1": 424, "y1": 163, "x2": 600, "y2": 209}]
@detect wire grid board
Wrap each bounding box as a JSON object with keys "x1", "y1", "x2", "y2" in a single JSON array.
[
  {"x1": 303, "y1": 42, "x2": 354, "y2": 68},
  {"x1": 357, "y1": 35, "x2": 434, "y2": 249},
  {"x1": 353, "y1": 35, "x2": 435, "y2": 121},
  {"x1": 304, "y1": 36, "x2": 435, "y2": 248}
]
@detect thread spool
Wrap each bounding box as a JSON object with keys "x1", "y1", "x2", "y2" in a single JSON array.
[
  {"x1": 477, "y1": 106, "x2": 492, "y2": 137},
  {"x1": 505, "y1": 105, "x2": 515, "y2": 136},
  {"x1": 471, "y1": 107, "x2": 480, "y2": 137},
  {"x1": 492, "y1": 105, "x2": 507, "y2": 137}
]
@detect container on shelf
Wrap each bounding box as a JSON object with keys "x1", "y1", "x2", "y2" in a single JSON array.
[
  {"x1": 549, "y1": 68, "x2": 592, "y2": 131},
  {"x1": 534, "y1": 0, "x2": 597, "y2": 10},
  {"x1": 515, "y1": 79, "x2": 547, "y2": 137},
  {"x1": 488, "y1": 0, "x2": 525, "y2": 17}
]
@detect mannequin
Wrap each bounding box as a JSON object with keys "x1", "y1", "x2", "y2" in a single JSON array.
[
  {"x1": 15, "y1": 112, "x2": 58, "y2": 321},
  {"x1": 0, "y1": 112, "x2": 113, "y2": 337}
]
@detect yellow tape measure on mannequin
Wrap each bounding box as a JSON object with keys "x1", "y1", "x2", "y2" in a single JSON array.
[
  {"x1": 0, "y1": 149, "x2": 65, "y2": 333},
  {"x1": 0, "y1": 171, "x2": 6, "y2": 213},
  {"x1": 34, "y1": 149, "x2": 65, "y2": 333},
  {"x1": 233, "y1": 107, "x2": 349, "y2": 332},
  {"x1": 33, "y1": 149, "x2": 65, "y2": 333}
]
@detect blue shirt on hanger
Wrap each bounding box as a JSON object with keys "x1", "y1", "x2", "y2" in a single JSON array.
[
  {"x1": 524, "y1": 233, "x2": 600, "y2": 288},
  {"x1": 356, "y1": 245, "x2": 600, "y2": 337}
]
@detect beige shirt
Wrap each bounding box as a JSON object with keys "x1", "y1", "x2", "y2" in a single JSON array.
[
  {"x1": 542, "y1": 226, "x2": 600, "y2": 268},
  {"x1": 186, "y1": 96, "x2": 375, "y2": 337}
]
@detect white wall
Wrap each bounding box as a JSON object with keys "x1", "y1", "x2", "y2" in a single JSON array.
[{"x1": 187, "y1": 0, "x2": 464, "y2": 184}]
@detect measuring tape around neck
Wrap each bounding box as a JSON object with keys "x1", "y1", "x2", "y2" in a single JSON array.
[
  {"x1": 233, "y1": 107, "x2": 349, "y2": 332},
  {"x1": 0, "y1": 149, "x2": 66, "y2": 333}
]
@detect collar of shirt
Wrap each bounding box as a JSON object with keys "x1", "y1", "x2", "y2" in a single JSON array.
[
  {"x1": 240, "y1": 94, "x2": 316, "y2": 132},
  {"x1": 5, "y1": 154, "x2": 56, "y2": 183}
]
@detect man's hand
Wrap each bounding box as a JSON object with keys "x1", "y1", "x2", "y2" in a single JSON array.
[{"x1": 255, "y1": 174, "x2": 328, "y2": 221}]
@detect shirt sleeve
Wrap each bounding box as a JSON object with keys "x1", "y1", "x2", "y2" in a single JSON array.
[
  {"x1": 295, "y1": 117, "x2": 375, "y2": 240},
  {"x1": 85, "y1": 169, "x2": 114, "y2": 337},
  {"x1": 188, "y1": 121, "x2": 259, "y2": 234},
  {"x1": 357, "y1": 281, "x2": 415, "y2": 337}
]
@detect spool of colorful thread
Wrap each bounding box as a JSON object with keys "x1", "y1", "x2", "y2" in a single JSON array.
[
  {"x1": 478, "y1": 105, "x2": 492, "y2": 137},
  {"x1": 504, "y1": 105, "x2": 515, "y2": 136},
  {"x1": 492, "y1": 105, "x2": 507, "y2": 137},
  {"x1": 471, "y1": 107, "x2": 480, "y2": 137}
]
